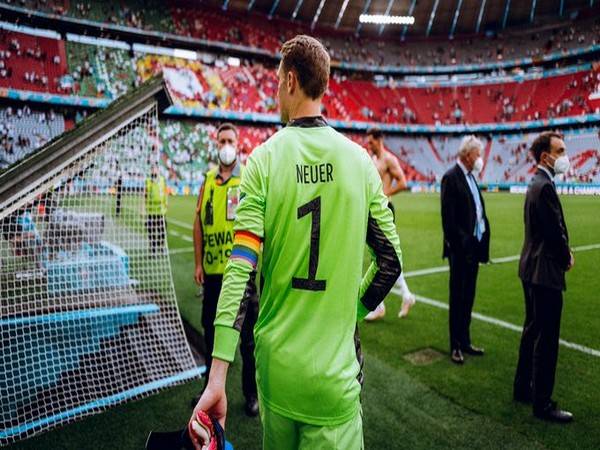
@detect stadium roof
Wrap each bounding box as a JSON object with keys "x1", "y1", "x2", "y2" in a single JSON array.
[{"x1": 197, "y1": 0, "x2": 595, "y2": 38}]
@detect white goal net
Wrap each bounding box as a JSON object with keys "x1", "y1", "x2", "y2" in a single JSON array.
[{"x1": 0, "y1": 100, "x2": 201, "y2": 446}]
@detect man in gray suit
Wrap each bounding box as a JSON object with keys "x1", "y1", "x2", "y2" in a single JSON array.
[{"x1": 513, "y1": 131, "x2": 574, "y2": 423}]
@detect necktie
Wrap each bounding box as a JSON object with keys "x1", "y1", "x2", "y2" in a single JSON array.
[{"x1": 468, "y1": 173, "x2": 483, "y2": 241}]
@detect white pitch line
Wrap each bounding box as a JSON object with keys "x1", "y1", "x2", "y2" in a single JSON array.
[
  {"x1": 571, "y1": 243, "x2": 600, "y2": 252},
  {"x1": 403, "y1": 243, "x2": 600, "y2": 279},
  {"x1": 168, "y1": 229, "x2": 193, "y2": 242},
  {"x1": 391, "y1": 288, "x2": 600, "y2": 358},
  {"x1": 169, "y1": 247, "x2": 195, "y2": 255},
  {"x1": 168, "y1": 217, "x2": 194, "y2": 230},
  {"x1": 403, "y1": 266, "x2": 448, "y2": 277},
  {"x1": 489, "y1": 255, "x2": 521, "y2": 264}
]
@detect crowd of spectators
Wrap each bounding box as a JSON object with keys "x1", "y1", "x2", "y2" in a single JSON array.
[
  {"x1": 1, "y1": 26, "x2": 599, "y2": 128},
  {"x1": 134, "y1": 51, "x2": 600, "y2": 125},
  {"x1": 327, "y1": 67, "x2": 600, "y2": 125},
  {"x1": 63, "y1": 42, "x2": 135, "y2": 98},
  {"x1": 12, "y1": 0, "x2": 174, "y2": 33},
  {"x1": 6, "y1": 0, "x2": 600, "y2": 67},
  {"x1": 1, "y1": 4, "x2": 599, "y2": 187},
  {"x1": 323, "y1": 20, "x2": 600, "y2": 68},
  {"x1": 0, "y1": 31, "x2": 65, "y2": 92},
  {"x1": 0, "y1": 106, "x2": 65, "y2": 168},
  {"x1": 1, "y1": 104, "x2": 598, "y2": 187}
]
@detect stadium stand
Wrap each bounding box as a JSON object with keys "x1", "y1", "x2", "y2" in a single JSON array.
[
  {"x1": 170, "y1": 6, "x2": 292, "y2": 55},
  {"x1": 328, "y1": 67, "x2": 600, "y2": 124},
  {"x1": 0, "y1": 106, "x2": 65, "y2": 168},
  {"x1": 384, "y1": 130, "x2": 600, "y2": 184},
  {"x1": 0, "y1": 4, "x2": 598, "y2": 191},
  {"x1": 16, "y1": 0, "x2": 175, "y2": 32},
  {"x1": 5, "y1": 106, "x2": 593, "y2": 189},
  {"x1": 134, "y1": 51, "x2": 600, "y2": 124},
  {"x1": 0, "y1": 24, "x2": 597, "y2": 127},
  {"x1": 0, "y1": 29, "x2": 67, "y2": 93},
  {"x1": 0, "y1": 32, "x2": 594, "y2": 127},
  {"x1": 322, "y1": 19, "x2": 600, "y2": 67},
  {"x1": 8, "y1": 1, "x2": 600, "y2": 67},
  {"x1": 159, "y1": 120, "x2": 275, "y2": 194},
  {"x1": 65, "y1": 41, "x2": 136, "y2": 99}
]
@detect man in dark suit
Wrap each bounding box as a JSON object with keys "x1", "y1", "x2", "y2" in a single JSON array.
[
  {"x1": 513, "y1": 131, "x2": 574, "y2": 423},
  {"x1": 441, "y1": 136, "x2": 490, "y2": 364}
]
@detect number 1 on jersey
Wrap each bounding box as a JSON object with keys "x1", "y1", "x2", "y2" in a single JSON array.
[{"x1": 292, "y1": 196, "x2": 327, "y2": 291}]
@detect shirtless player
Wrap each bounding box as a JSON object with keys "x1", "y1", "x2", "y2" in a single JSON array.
[{"x1": 365, "y1": 127, "x2": 416, "y2": 320}]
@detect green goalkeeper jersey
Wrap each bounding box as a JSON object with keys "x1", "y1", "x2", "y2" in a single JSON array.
[{"x1": 213, "y1": 116, "x2": 402, "y2": 426}]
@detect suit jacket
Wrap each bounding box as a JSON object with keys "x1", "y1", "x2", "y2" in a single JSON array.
[
  {"x1": 441, "y1": 163, "x2": 491, "y2": 263},
  {"x1": 519, "y1": 168, "x2": 570, "y2": 291}
]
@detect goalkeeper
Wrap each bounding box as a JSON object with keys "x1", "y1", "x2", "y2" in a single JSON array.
[{"x1": 191, "y1": 35, "x2": 402, "y2": 450}]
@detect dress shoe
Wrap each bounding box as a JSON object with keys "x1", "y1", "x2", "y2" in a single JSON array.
[
  {"x1": 245, "y1": 396, "x2": 259, "y2": 417},
  {"x1": 462, "y1": 345, "x2": 484, "y2": 356},
  {"x1": 534, "y1": 401, "x2": 573, "y2": 423},
  {"x1": 451, "y1": 349, "x2": 464, "y2": 364}
]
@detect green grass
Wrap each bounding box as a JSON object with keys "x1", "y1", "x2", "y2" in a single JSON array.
[{"x1": 7, "y1": 193, "x2": 600, "y2": 449}]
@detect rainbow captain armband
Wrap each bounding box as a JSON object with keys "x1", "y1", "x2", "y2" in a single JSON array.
[{"x1": 230, "y1": 231, "x2": 262, "y2": 269}]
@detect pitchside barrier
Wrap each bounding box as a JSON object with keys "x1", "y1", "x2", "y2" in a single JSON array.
[
  {"x1": 409, "y1": 182, "x2": 600, "y2": 195},
  {"x1": 0, "y1": 76, "x2": 203, "y2": 446}
]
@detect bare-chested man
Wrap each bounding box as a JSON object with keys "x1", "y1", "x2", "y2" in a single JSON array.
[{"x1": 365, "y1": 127, "x2": 416, "y2": 320}]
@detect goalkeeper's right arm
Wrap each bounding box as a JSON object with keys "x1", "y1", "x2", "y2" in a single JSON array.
[{"x1": 190, "y1": 359, "x2": 229, "y2": 448}]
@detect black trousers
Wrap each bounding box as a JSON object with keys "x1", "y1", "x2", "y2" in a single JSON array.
[
  {"x1": 202, "y1": 274, "x2": 258, "y2": 398},
  {"x1": 448, "y1": 251, "x2": 479, "y2": 351},
  {"x1": 514, "y1": 282, "x2": 563, "y2": 410},
  {"x1": 146, "y1": 215, "x2": 166, "y2": 254}
]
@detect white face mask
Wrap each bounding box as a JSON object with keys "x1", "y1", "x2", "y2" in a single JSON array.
[
  {"x1": 552, "y1": 155, "x2": 570, "y2": 175},
  {"x1": 472, "y1": 156, "x2": 484, "y2": 173},
  {"x1": 218, "y1": 144, "x2": 237, "y2": 166}
]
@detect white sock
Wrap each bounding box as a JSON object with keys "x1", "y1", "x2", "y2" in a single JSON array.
[{"x1": 396, "y1": 274, "x2": 411, "y2": 299}]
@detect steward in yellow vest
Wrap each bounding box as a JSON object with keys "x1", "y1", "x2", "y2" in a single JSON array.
[
  {"x1": 192, "y1": 123, "x2": 258, "y2": 417},
  {"x1": 198, "y1": 163, "x2": 242, "y2": 275},
  {"x1": 144, "y1": 166, "x2": 168, "y2": 255}
]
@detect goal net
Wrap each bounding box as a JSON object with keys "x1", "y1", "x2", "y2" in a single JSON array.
[{"x1": 0, "y1": 78, "x2": 202, "y2": 446}]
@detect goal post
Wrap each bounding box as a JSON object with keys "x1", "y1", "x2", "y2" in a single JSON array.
[{"x1": 0, "y1": 76, "x2": 202, "y2": 446}]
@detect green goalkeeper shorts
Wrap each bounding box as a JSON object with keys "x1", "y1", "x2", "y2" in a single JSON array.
[{"x1": 260, "y1": 402, "x2": 363, "y2": 450}]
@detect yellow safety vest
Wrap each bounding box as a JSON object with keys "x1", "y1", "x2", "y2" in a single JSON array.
[
  {"x1": 199, "y1": 165, "x2": 242, "y2": 275},
  {"x1": 145, "y1": 176, "x2": 168, "y2": 216}
]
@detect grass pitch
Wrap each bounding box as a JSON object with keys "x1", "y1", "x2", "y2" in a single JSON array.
[{"x1": 8, "y1": 193, "x2": 600, "y2": 450}]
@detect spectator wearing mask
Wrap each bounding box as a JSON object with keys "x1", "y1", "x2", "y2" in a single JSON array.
[{"x1": 440, "y1": 136, "x2": 491, "y2": 364}]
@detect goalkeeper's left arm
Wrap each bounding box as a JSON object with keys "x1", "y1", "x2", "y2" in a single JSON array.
[{"x1": 357, "y1": 160, "x2": 403, "y2": 321}]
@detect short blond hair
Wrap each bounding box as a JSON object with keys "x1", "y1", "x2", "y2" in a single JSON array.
[{"x1": 280, "y1": 35, "x2": 330, "y2": 99}]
